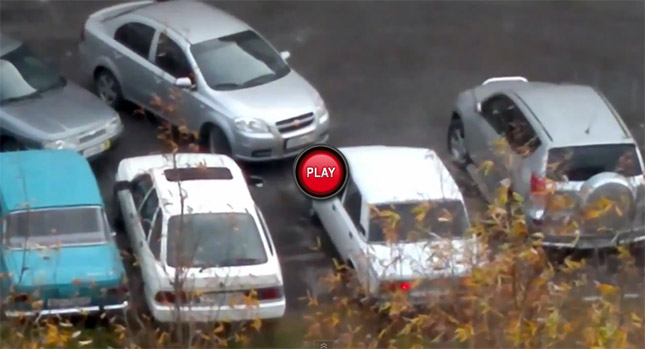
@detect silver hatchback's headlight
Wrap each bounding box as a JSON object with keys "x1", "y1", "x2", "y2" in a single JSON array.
[{"x1": 315, "y1": 96, "x2": 328, "y2": 123}]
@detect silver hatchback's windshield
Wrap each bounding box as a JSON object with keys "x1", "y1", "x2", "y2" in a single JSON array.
[
  {"x1": 190, "y1": 30, "x2": 290, "y2": 91},
  {"x1": 166, "y1": 212, "x2": 268, "y2": 268},
  {"x1": 0, "y1": 44, "x2": 66, "y2": 105},
  {"x1": 369, "y1": 200, "x2": 469, "y2": 243},
  {"x1": 5, "y1": 206, "x2": 109, "y2": 248}
]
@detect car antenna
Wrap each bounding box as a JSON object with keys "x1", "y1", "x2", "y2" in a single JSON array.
[{"x1": 584, "y1": 111, "x2": 600, "y2": 135}]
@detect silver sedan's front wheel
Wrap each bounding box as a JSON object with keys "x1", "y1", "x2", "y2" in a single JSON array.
[
  {"x1": 95, "y1": 70, "x2": 123, "y2": 109},
  {"x1": 447, "y1": 118, "x2": 470, "y2": 168}
]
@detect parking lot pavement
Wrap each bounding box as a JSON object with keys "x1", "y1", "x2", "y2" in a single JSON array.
[{"x1": 1, "y1": 0, "x2": 643, "y2": 312}]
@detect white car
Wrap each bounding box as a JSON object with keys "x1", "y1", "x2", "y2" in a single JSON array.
[
  {"x1": 113, "y1": 153, "x2": 285, "y2": 323},
  {"x1": 311, "y1": 146, "x2": 477, "y2": 303}
]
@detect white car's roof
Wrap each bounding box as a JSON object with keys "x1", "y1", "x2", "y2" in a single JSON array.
[
  {"x1": 339, "y1": 146, "x2": 464, "y2": 205},
  {"x1": 122, "y1": 153, "x2": 256, "y2": 217}
]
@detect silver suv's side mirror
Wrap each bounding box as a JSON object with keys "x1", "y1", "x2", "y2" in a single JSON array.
[{"x1": 280, "y1": 51, "x2": 291, "y2": 61}]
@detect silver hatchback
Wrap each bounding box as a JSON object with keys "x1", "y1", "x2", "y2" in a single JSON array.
[{"x1": 79, "y1": 0, "x2": 330, "y2": 161}]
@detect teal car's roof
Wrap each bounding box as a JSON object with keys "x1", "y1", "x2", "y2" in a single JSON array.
[{"x1": 0, "y1": 150, "x2": 103, "y2": 212}]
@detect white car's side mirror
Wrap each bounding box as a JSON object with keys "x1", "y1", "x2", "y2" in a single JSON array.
[
  {"x1": 475, "y1": 102, "x2": 482, "y2": 114},
  {"x1": 111, "y1": 231, "x2": 117, "y2": 238},
  {"x1": 280, "y1": 51, "x2": 291, "y2": 61}
]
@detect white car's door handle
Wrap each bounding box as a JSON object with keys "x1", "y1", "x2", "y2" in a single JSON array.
[
  {"x1": 331, "y1": 204, "x2": 336, "y2": 211},
  {"x1": 349, "y1": 231, "x2": 353, "y2": 239}
]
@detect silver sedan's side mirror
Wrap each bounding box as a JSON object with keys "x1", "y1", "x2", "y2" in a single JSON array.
[
  {"x1": 280, "y1": 51, "x2": 291, "y2": 61},
  {"x1": 175, "y1": 77, "x2": 193, "y2": 89},
  {"x1": 476, "y1": 102, "x2": 482, "y2": 114}
]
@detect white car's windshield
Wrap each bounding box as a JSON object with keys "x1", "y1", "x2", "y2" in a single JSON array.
[
  {"x1": 0, "y1": 44, "x2": 66, "y2": 105},
  {"x1": 166, "y1": 212, "x2": 268, "y2": 268},
  {"x1": 190, "y1": 30, "x2": 290, "y2": 91},
  {"x1": 368, "y1": 200, "x2": 468, "y2": 243},
  {"x1": 5, "y1": 206, "x2": 109, "y2": 248}
]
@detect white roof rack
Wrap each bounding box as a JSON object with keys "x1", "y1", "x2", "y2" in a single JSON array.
[{"x1": 482, "y1": 76, "x2": 528, "y2": 85}]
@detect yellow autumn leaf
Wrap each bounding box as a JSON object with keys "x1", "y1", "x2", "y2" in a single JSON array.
[
  {"x1": 453, "y1": 324, "x2": 474, "y2": 343},
  {"x1": 251, "y1": 317, "x2": 262, "y2": 332},
  {"x1": 213, "y1": 322, "x2": 225, "y2": 334},
  {"x1": 430, "y1": 331, "x2": 445, "y2": 343},
  {"x1": 491, "y1": 137, "x2": 508, "y2": 155},
  {"x1": 478, "y1": 160, "x2": 494, "y2": 176},
  {"x1": 595, "y1": 282, "x2": 618, "y2": 297},
  {"x1": 310, "y1": 236, "x2": 322, "y2": 251},
  {"x1": 437, "y1": 208, "x2": 453, "y2": 222},
  {"x1": 631, "y1": 312, "x2": 642, "y2": 327},
  {"x1": 157, "y1": 331, "x2": 169, "y2": 345}
]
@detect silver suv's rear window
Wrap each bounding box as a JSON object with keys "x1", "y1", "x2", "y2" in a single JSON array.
[{"x1": 547, "y1": 144, "x2": 643, "y2": 182}]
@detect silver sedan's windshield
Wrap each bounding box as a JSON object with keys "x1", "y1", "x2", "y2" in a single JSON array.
[
  {"x1": 5, "y1": 206, "x2": 109, "y2": 248},
  {"x1": 0, "y1": 44, "x2": 66, "y2": 104},
  {"x1": 190, "y1": 30, "x2": 290, "y2": 91},
  {"x1": 368, "y1": 200, "x2": 469, "y2": 243},
  {"x1": 166, "y1": 212, "x2": 268, "y2": 268}
]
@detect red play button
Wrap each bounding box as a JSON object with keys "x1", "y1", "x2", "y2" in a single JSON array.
[{"x1": 293, "y1": 145, "x2": 349, "y2": 199}]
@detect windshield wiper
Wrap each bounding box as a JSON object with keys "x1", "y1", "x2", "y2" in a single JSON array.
[
  {"x1": 0, "y1": 91, "x2": 41, "y2": 105},
  {"x1": 241, "y1": 73, "x2": 276, "y2": 88}
]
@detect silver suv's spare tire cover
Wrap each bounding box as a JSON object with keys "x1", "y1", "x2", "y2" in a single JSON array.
[{"x1": 578, "y1": 172, "x2": 635, "y2": 234}]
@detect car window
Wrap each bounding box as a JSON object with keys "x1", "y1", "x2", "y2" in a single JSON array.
[
  {"x1": 155, "y1": 33, "x2": 193, "y2": 79},
  {"x1": 343, "y1": 179, "x2": 365, "y2": 234},
  {"x1": 166, "y1": 213, "x2": 268, "y2": 268},
  {"x1": 131, "y1": 174, "x2": 153, "y2": 209},
  {"x1": 503, "y1": 104, "x2": 541, "y2": 155},
  {"x1": 480, "y1": 95, "x2": 512, "y2": 135},
  {"x1": 255, "y1": 207, "x2": 274, "y2": 255},
  {"x1": 114, "y1": 22, "x2": 155, "y2": 58},
  {"x1": 139, "y1": 188, "x2": 158, "y2": 233},
  {"x1": 148, "y1": 209, "x2": 162, "y2": 259}
]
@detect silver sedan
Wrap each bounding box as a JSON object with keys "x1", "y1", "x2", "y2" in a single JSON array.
[
  {"x1": 0, "y1": 34, "x2": 123, "y2": 159},
  {"x1": 79, "y1": 0, "x2": 330, "y2": 162}
]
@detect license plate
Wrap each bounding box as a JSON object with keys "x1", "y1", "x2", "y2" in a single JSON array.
[
  {"x1": 286, "y1": 133, "x2": 315, "y2": 150},
  {"x1": 47, "y1": 297, "x2": 91, "y2": 309},
  {"x1": 82, "y1": 140, "x2": 110, "y2": 157},
  {"x1": 201, "y1": 292, "x2": 245, "y2": 306}
]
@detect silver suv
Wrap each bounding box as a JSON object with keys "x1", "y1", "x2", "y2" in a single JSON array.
[
  {"x1": 448, "y1": 76, "x2": 645, "y2": 249},
  {"x1": 79, "y1": 0, "x2": 329, "y2": 161}
]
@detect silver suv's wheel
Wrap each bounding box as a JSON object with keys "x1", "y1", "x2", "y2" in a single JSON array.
[
  {"x1": 447, "y1": 118, "x2": 469, "y2": 168},
  {"x1": 95, "y1": 70, "x2": 123, "y2": 109}
]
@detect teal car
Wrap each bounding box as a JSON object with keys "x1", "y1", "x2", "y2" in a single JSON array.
[{"x1": 0, "y1": 150, "x2": 128, "y2": 317}]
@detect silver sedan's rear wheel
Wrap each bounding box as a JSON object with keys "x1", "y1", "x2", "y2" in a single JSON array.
[
  {"x1": 447, "y1": 118, "x2": 470, "y2": 168},
  {"x1": 95, "y1": 69, "x2": 123, "y2": 109}
]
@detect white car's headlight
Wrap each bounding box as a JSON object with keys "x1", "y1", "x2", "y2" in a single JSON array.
[
  {"x1": 234, "y1": 117, "x2": 269, "y2": 133},
  {"x1": 42, "y1": 138, "x2": 75, "y2": 150}
]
